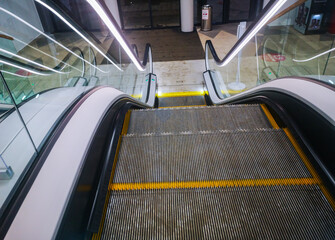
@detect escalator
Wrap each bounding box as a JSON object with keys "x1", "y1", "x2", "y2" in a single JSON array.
[
  {"x1": 90, "y1": 102, "x2": 335, "y2": 239},
  {"x1": 1, "y1": 0, "x2": 335, "y2": 239}
]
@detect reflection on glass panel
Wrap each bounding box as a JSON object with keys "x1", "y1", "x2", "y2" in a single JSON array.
[
  {"x1": 0, "y1": 73, "x2": 15, "y2": 117},
  {"x1": 257, "y1": 8, "x2": 335, "y2": 85},
  {"x1": 119, "y1": 0, "x2": 151, "y2": 29},
  {"x1": 0, "y1": 74, "x2": 36, "y2": 216},
  {"x1": 323, "y1": 50, "x2": 335, "y2": 81},
  {"x1": 151, "y1": 0, "x2": 180, "y2": 28},
  {"x1": 208, "y1": 37, "x2": 258, "y2": 98},
  {"x1": 207, "y1": 1, "x2": 335, "y2": 101},
  {"x1": 229, "y1": 0, "x2": 250, "y2": 21}
]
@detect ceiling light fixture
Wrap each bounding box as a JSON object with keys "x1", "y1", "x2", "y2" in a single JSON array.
[{"x1": 86, "y1": 0, "x2": 145, "y2": 71}]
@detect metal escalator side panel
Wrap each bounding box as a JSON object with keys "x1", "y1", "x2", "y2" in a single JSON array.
[{"x1": 4, "y1": 87, "x2": 129, "y2": 240}]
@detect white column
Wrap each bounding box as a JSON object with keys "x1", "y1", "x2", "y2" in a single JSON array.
[
  {"x1": 180, "y1": 0, "x2": 194, "y2": 32},
  {"x1": 104, "y1": 0, "x2": 121, "y2": 27}
]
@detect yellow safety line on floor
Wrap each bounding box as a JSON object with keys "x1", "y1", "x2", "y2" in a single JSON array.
[
  {"x1": 121, "y1": 110, "x2": 131, "y2": 135},
  {"x1": 92, "y1": 112, "x2": 130, "y2": 240},
  {"x1": 284, "y1": 128, "x2": 335, "y2": 210},
  {"x1": 110, "y1": 178, "x2": 318, "y2": 191},
  {"x1": 158, "y1": 105, "x2": 207, "y2": 109},
  {"x1": 260, "y1": 104, "x2": 280, "y2": 129},
  {"x1": 156, "y1": 91, "x2": 205, "y2": 98}
]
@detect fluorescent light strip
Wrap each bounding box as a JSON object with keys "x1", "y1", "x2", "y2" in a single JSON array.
[
  {"x1": 0, "y1": 70, "x2": 30, "y2": 78},
  {"x1": 0, "y1": 7, "x2": 107, "y2": 73},
  {"x1": 293, "y1": 47, "x2": 335, "y2": 63},
  {"x1": 86, "y1": 0, "x2": 145, "y2": 71},
  {"x1": 35, "y1": 0, "x2": 121, "y2": 71},
  {"x1": 0, "y1": 59, "x2": 48, "y2": 76},
  {"x1": 220, "y1": 0, "x2": 287, "y2": 67},
  {"x1": 0, "y1": 30, "x2": 82, "y2": 72},
  {"x1": 0, "y1": 48, "x2": 68, "y2": 74}
]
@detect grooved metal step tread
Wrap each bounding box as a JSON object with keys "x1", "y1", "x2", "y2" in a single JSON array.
[
  {"x1": 114, "y1": 129, "x2": 311, "y2": 183},
  {"x1": 127, "y1": 105, "x2": 271, "y2": 134},
  {"x1": 100, "y1": 185, "x2": 335, "y2": 239},
  {"x1": 158, "y1": 96, "x2": 205, "y2": 107}
]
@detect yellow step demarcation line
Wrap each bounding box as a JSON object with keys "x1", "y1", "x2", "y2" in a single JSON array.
[
  {"x1": 159, "y1": 105, "x2": 207, "y2": 109},
  {"x1": 121, "y1": 110, "x2": 131, "y2": 135},
  {"x1": 92, "y1": 191, "x2": 111, "y2": 240},
  {"x1": 284, "y1": 128, "x2": 320, "y2": 182},
  {"x1": 157, "y1": 91, "x2": 207, "y2": 108},
  {"x1": 260, "y1": 104, "x2": 279, "y2": 129},
  {"x1": 92, "y1": 111, "x2": 131, "y2": 239},
  {"x1": 155, "y1": 90, "x2": 244, "y2": 98},
  {"x1": 284, "y1": 127, "x2": 335, "y2": 210},
  {"x1": 261, "y1": 103, "x2": 335, "y2": 210},
  {"x1": 110, "y1": 178, "x2": 319, "y2": 191},
  {"x1": 156, "y1": 91, "x2": 206, "y2": 98}
]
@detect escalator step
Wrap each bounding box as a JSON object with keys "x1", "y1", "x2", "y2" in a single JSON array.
[
  {"x1": 101, "y1": 185, "x2": 335, "y2": 239},
  {"x1": 158, "y1": 96, "x2": 205, "y2": 107},
  {"x1": 114, "y1": 129, "x2": 311, "y2": 183},
  {"x1": 128, "y1": 105, "x2": 271, "y2": 134}
]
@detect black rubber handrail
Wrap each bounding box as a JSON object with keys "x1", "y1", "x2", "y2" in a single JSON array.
[
  {"x1": 205, "y1": 0, "x2": 278, "y2": 70},
  {"x1": 131, "y1": 43, "x2": 153, "y2": 73}
]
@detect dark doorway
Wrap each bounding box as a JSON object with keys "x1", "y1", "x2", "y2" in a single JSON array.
[
  {"x1": 119, "y1": 0, "x2": 263, "y2": 30},
  {"x1": 195, "y1": 0, "x2": 263, "y2": 25},
  {"x1": 118, "y1": 0, "x2": 180, "y2": 30}
]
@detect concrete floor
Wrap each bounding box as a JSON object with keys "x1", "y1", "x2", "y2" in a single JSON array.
[{"x1": 150, "y1": 23, "x2": 246, "y2": 94}]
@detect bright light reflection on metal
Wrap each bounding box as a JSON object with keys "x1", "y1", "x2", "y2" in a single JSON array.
[
  {"x1": 0, "y1": 48, "x2": 68, "y2": 74},
  {"x1": 35, "y1": 0, "x2": 121, "y2": 71},
  {"x1": 86, "y1": 0, "x2": 145, "y2": 71},
  {"x1": 0, "y1": 7, "x2": 108, "y2": 73},
  {"x1": 220, "y1": 0, "x2": 287, "y2": 67}
]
